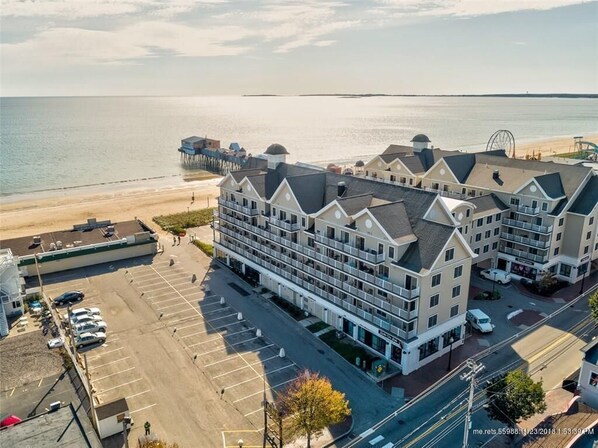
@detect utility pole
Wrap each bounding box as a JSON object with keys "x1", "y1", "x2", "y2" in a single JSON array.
[{"x1": 460, "y1": 359, "x2": 484, "y2": 448}]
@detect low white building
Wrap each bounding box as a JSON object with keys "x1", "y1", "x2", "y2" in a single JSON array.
[
  {"x1": 0, "y1": 248, "x2": 25, "y2": 336},
  {"x1": 579, "y1": 338, "x2": 598, "y2": 410}
]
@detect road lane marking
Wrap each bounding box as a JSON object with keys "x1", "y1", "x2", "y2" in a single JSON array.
[
  {"x1": 360, "y1": 429, "x2": 375, "y2": 438},
  {"x1": 97, "y1": 378, "x2": 143, "y2": 394},
  {"x1": 90, "y1": 357, "x2": 131, "y2": 370},
  {"x1": 94, "y1": 367, "x2": 136, "y2": 381},
  {"x1": 204, "y1": 344, "x2": 274, "y2": 367},
  {"x1": 369, "y1": 435, "x2": 384, "y2": 445},
  {"x1": 130, "y1": 403, "x2": 157, "y2": 414},
  {"x1": 38, "y1": 378, "x2": 43, "y2": 387}
]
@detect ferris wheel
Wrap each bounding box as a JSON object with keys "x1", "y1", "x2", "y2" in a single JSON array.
[{"x1": 486, "y1": 130, "x2": 515, "y2": 158}]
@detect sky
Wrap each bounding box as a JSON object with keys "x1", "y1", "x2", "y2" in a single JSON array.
[{"x1": 1, "y1": 0, "x2": 597, "y2": 96}]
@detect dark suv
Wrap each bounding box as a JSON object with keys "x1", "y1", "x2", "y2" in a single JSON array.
[{"x1": 53, "y1": 290, "x2": 85, "y2": 306}]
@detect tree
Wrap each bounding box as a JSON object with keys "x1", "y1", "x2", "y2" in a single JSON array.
[
  {"x1": 486, "y1": 370, "x2": 546, "y2": 437},
  {"x1": 589, "y1": 290, "x2": 598, "y2": 323},
  {"x1": 140, "y1": 440, "x2": 179, "y2": 448},
  {"x1": 537, "y1": 271, "x2": 557, "y2": 294},
  {"x1": 278, "y1": 370, "x2": 351, "y2": 448}
]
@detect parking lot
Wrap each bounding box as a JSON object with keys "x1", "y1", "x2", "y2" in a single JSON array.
[{"x1": 42, "y1": 257, "x2": 303, "y2": 447}]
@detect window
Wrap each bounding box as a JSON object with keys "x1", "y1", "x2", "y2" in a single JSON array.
[
  {"x1": 590, "y1": 217, "x2": 595, "y2": 225},
  {"x1": 431, "y1": 274, "x2": 441, "y2": 287},
  {"x1": 587, "y1": 231, "x2": 592, "y2": 240},
  {"x1": 477, "y1": 218, "x2": 483, "y2": 227},
  {"x1": 542, "y1": 202, "x2": 548, "y2": 211},
  {"x1": 429, "y1": 294, "x2": 439, "y2": 308},
  {"x1": 454, "y1": 265, "x2": 463, "y2": 278},
  {"x1": 554, "y1": 247, "x2": 559, "y2": 256},
  {"x1": 400, "y1": 177, "x2": 407, "y2": 184},
  {"x1": 432, "y1": 182, "x2": 440, "y2": 190},
  {"x1": 495, "y1": 213, "x2": 502, "y2": 221},
  {"x1": 559, "y1": 264, "x2": 572, "y2": 277},
  {"x1": 492, "y1": 242, "x2": 498, "y2": 250},
  {"x1": 510, "y1": 197, "x2": 520, "y2": 206},
  {"x1": 474, "y1": 248, "x2": 480, "y2": 255},
  {"x1": 302, "y1": 217, "x2": 306, "y2": 227},
  {"x1": 590, "y1": 372, "x2": 598, "y2": 388},
  {"x1": 450, "y1": 305, "x2": 459, "y2": 318},
  {"x1": 272, "y1": 207, "x2": 276, "y2": 217},
  {"x1": 452, "y1": 285, "x2": 461, "y2": 298},
  {"x1": 390, "y1": 175, "x2": 396, "y2": 182},
  {"x1": 483, "y1": 245, "x2": 489, "y2": 253},
  {"x1": 485, "y1": 230, "x2": 491, "y2": 238},
  {"x1": 475, "y1": 233, "x2": 482, "y2": 242},
  {"x1": 12, "y1": 301, "x2": 21, "y2": 309},
  {"x1": 466, "y1": 209, "x2": 471, "y2": 218},
  {"x1": 388, "y1": 246, "x2": 395, "y2": 260},
  {"x1": 428, "y1": 315, "x2": 438, "y2": 328},
  {"x1": 556, "y1": 233, "x2": 562, "y2": 242},
  {"x1": 419, "y1": 337, "x2": 439, "y2": 360},
  {"x1": 470, "y1": 189, "x2": 476, "y2": 197},
  {"x1": 584, "y1": 245, "x2": 590, "y2": 254},
  {"x1": 559, "y1": 218, "x2": 564, "y2": 226},
  {"x1": 494, "y1": 227, "x2": 500, "y2": 236},
  {"x1": 445, "y1": 248, "x2": 455, "y2": 262},
  {"x1": 486, "y1": 216, "x2": 492, "y2": 225}
]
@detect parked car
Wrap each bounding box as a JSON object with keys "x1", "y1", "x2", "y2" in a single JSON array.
[
  {"x1": 74, "y1": 332, "x2": 106, "y2": 349},
  {"x1": 53, "y1": 291, "x2": 84, "y2": 306},
  {"x1": 480, "y1": 269, "x2": 512, "y2": 285},
  {"x1": 72, "y1": 321, "x2": 107, "y2": 336},
  {"x1": 63, "y1": 307, "x2": 101, "y2": 322},
  {"x1": 69, "y1": 314, "x2": 103, "y2": 327},
  {"x1": 466, "y1": 309, "x2": 493, "y2": 333},
  {"x1": 47, "y1": 337, "x2": 64, "y2": 349}
]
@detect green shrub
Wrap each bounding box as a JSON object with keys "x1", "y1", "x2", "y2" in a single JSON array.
[
  {"x1": 153, "y1": 208, "x2": 215, "y2": 233},
  {"x1": 306, "y1": 321, "x2": 331, "y2": 333},
  {"x1": 192, "y1": 240, "x2": 213, "y2": 257}
]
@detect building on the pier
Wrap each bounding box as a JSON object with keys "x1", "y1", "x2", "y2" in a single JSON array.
[
  {"x1": 361, "y1": 135, "x2": 598, "y2": 284},
  {"x1": 214, "y1": 144, "x2": 474, "y2": 374}
]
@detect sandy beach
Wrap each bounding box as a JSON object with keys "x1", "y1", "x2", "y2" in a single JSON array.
[{"x1": 1, "y1": 133, "x2": 597, "y2": 241}]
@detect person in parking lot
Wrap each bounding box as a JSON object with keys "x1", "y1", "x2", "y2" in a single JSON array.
[{"x1": 144, "y1": 421, "x2": 151, "y2": 435}]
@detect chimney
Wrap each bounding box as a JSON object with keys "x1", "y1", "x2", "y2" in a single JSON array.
[
  {"x1": 493, "y1": 170, "x2": 500, "y2": 179},
  {"x1": 337, "y1": 182, "x2": 346, "y2": 197}
]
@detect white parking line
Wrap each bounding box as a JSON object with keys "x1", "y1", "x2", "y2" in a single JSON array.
[
  {"x1": 233, "y1": 377, "x2": 297, "y2": 403},
  {"x1": 204, "y1": 344, "x2": 274, "y2": 367},
  {"x1": 87, "y1": 347, "x2": 124, "y2": 360},
  {"x1": 201, "y1": 307, "x2": 232, "y2": 316},
  {"x1": 130, "y1": 403, "x2": 157, "y2": 414},
  {"x1": 223, "y1": 364, "x2": 296, "y2": 390},
  {"x1": 90, "y1": 357, "x2": 131, "y2": 370},
  {"x1": 126, "y1": 389, "x2": 151, "y2": 400},
  {"x1": 183, "y1": 326, "x2": 255, "y2": 342},
  {"x1": 244, "y1": 407, "x2": 263, "y2": 417},
  {"x1": 212, "y1": 354, "x2": 280, "y2": 379},
  {"x1": 165, "y1": 315, "x2": 200, "y2": 326},
  {"x1": 97, "y1": 378, "x2": 143, "y2": 394},
  {"x1": 156, "y1": 301, "x2": 189, "y2": 311},
  {"x1": 191, "y1": 336, "x2": 260, "y2": 352},
  {"x1": 149, "y1": 296, "x2": 182, "y2": 305},
  {"x1": 94, "y1": 367, "x2": 136, "y2": 382},
  {"x1": 164, "y1": 309, "x2": 195, "y2": 318}
]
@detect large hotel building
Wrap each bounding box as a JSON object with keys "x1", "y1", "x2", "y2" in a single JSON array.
[{"x1": 213, "y1": 137, "x2": 597, "y2": 374}]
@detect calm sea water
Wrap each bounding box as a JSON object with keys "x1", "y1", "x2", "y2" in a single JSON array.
[{"x1": 1, "y1": 96, "x2": 597, "y2": 196}]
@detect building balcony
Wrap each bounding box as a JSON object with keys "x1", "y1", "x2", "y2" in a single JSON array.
[
  {"x1": 516, "y1": 204, "x2": 540, "y2": 215},
  {"x1": 499, "y1": 246, "x2": 549, "y2": 264},
  {"x1": 218, "y1": 198, "x2": 259, "y2": 216},
  {"x1": 269, "y1": 217, "x2": 301, "y2": 232},
  {"x1": 502, "y1": 218, "x2": 552, "y2": 234},
  {"x1": 314, "y1": 234, "x2": 385, "y2": 264},
  {"x1": 500, "y1": 232, "x2": 550, "y2": 249}
]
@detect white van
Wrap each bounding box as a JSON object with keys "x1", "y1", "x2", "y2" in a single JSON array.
[{"x1": 466, "y1": 309, "x2": 493, "y2": 333}]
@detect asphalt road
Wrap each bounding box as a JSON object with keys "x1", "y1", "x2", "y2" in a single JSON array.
[{"x1": 340, "y1": 289, "x2": 598, "y2": 448}]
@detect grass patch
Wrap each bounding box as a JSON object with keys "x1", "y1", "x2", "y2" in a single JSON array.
[
  {"x1": 193, "y1": 240, "x2": 213, "y2": 257},
  {"x1": 269, "y1": 294, "x2": 306, "y2": 321},
  {"x1": 306, "y1": 321, "x2": 331, "y2": 333},
  {"x1": 320, "y1": 331, "x2": 374, "y2": 367},
  {"x1": 153, "y1": 207, "x2": 215, "y2": 235}
]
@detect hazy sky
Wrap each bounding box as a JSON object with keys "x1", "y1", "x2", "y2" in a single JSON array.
[{"x1": 1, "y1": 0, "x2": 597, "y2": 96}]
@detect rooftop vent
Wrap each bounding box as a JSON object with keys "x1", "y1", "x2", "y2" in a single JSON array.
[
  {"x1": 493, "y1": 170, "x2": 500, "y2": 179},
  {"x1": 33, "y1": 236, "x2": 41, "y2": 245},
  {"x1": 56, "y1": 241, "x2": 63, "y2": 249},
  {"x1": 49, "y1": 242, "x2": 56, "y2": 251},
  {"x1": 73, "y1": 241, "x2": 82, "y2": 247}
]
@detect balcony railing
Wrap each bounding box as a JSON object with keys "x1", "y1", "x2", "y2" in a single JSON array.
[
  {"x1": 500, "y1": 232, "x2": 550, "y2": 249},
  {"x1": 270, "y1": 217, "x2": 301, "y2": 232},
  {"x1": 516, "y1": 205, "x2": 540, "y2": 215},
  {"x1": 502, "y1": 218, "x2": 552, "y2": 234},
  {"x1": 218, "y1": 198, "x2": 259, "y2": 216},
  {"x1": 499, "y1": 246, "x2": 549, "y2": 264},
  {"x1": 315, "y1": 234, "x2": 385, "y2": 263}
]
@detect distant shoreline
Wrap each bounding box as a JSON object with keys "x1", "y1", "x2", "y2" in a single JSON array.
[{"x1": 244, "y1": 93, "x2": 598, "y2": 99}]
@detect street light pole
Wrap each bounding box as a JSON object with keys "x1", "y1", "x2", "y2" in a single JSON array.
[
  {"x1": 446, "y1": 336, "x2": 455, "y2": 371},
  {"x1": 491, "y1": 271, "x2": 497, "y2": 298},
  {"x1": 580, "y1": 268, "x2": 587, "y2": 294}
]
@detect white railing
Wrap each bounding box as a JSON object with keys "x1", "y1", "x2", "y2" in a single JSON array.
[
  {"x1": 499, "y1": 246, "x2": 548, "y2": 263},
  {"x1": 218, "y1": 198, "x2": 259, "y2": 216},
  {"x1": 500, "y1": 232, "x2": 550, "y2": 249},
  {"x1": 270, "y1": 217, "x2": 301, "y2": 232},
  {"x1": 516, "y1": 205, "x2": 540, "y2": 215},
  {"x1": 502, "y1": 218, "x2": 552, "y2": 234}
]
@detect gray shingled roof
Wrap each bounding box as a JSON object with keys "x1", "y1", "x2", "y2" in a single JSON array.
[
  {"x1": 443, "y1": 153, "x2": 476, "y2": 183},
  {"x1": 245, "y1": 174, "x2": 267, "y2": 198},
  {"x1": 400, "y1": 155, "x2": 426, "y2": 174},
  {"x1": 380, "y1": 153, "x2": 401, "y2": 163},
  {"x1": 569, "y1": 176, "x2": 598, "y2": 215},
  {"x1": 382, "y1": 144, "x2": 413, "y2": 156},
  {"x1": 337, "y1": 194, "x2": 374, "y2": 216},
  {"x1": 468, "y1": 194, "x2": 509, "y2": 215},
  {"x1": 230, "y1": 168, "x2": 264, "y2": 183},
  {"x1": 398, "y1": 221, "x2": 455, "y2": 273},
  {"x1": 285, "y1": 173, "x2": 327, "y2": 214},
  {"x1": 367, "y1": 202, "x2": 414, "y2": 241},
  {"x1": 534, "y1": 172, "x2": 565, "y2": 198}
]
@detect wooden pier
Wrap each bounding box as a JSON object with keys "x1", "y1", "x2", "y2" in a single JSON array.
[{"x1": 179, "y1": 136, "x2": 248, "y2": 175}]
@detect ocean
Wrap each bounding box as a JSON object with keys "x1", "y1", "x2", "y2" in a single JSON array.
[{"x1": 1, "y1": 96, "x2": 597, "y2": 197}]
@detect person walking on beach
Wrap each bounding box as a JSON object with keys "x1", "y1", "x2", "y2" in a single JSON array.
[
  {"x1": 177, "y1": 236, "x2": 181, "y2": 245},
  {"x1": 144, "y1": 421, "x2": 151, "y2": 435},
  {"x1": 192, "y1": 192, "x2": 195, "y2": 203},
  {"x1": 173, "y1": 236, "x2": 176, "y2": 246}
]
